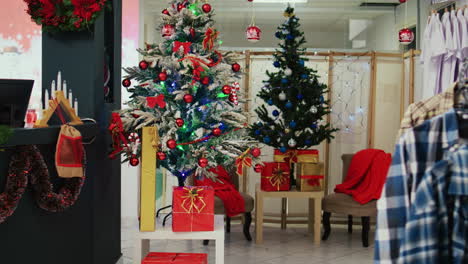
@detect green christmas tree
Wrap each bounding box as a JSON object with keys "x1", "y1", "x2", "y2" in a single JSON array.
[
  {"x1": 115, "y1": 0, "x2": 259, "y2": 182},
  {"x1": 249, "y1": 6, "x2": 337, "y2": 152}
]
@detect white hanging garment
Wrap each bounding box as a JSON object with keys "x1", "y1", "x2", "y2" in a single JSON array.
[
  {"x1": 440, "y1": 12, "x2": 454, "y2": 93},
  {"x1": 450, "y1": 10, "x2": 461, "y2": 82},
  {"x1": 457, "y1": 9, "x2": 468, "y2": 67},
  {"x1": 421, "y1": 14, "x2": 446, "y2": 99}
]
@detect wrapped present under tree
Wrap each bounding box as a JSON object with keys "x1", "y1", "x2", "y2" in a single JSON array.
[
  {"x1": 260, "y1": 162, "x2": 290, "y2": 192},
  {"x1": 296, "y1": 162, "x2": 325, "y2": 192},
  {"x1": 142, "y1": 252, "x2": 208, "y2": 264},
  {"x1": 172, "y1": 186, "x2": 214, "y2": 232}
]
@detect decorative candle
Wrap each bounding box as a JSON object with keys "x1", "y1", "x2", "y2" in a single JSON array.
[
  {"x1": 51, "y1": 80, "x2": 56, "y2": 98},
  {"x1": 63, "y1": 80, "x2": 67, "y2": 98},
  {"x1": 68, "y1": 89, "x2": 73, "y2": 106},
  {"x1": 57, "y1": 71, "x2": 62, "y2": 91},
  {"x1": 74, "y1": 98, "x2": 79, "y2": 115},
  {"x1": 44, "y1": 89, "x2": 49, "y2": 108}
]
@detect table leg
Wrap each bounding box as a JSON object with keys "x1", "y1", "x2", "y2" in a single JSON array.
[
  {"x1": 308, "y1": 198, "x2": 314, "y2": 233},
  {"x1": 216, "y1": 236, "x2": 225, "y2": 264},
  {"x1": 281, "y1": 197, "x2": 288, "y2": 229},
  {"x1": 314, "y1": 198, "x2": 322, "y2": 245},
  {"x1": 255, "y1": 191, "x2": 264, "y2": 244},
  {"x1": 134, "y1": 238, "x2": 150, "y2": 264}
]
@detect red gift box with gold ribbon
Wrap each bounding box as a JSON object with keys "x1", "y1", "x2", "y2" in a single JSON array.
[
  {"x1": 142, "y1": 252, "x2": 208, "y2": 264},
  {"x1": 274, "y1": 149, "x2": 319, "y2": 165},
  {"x1": 172, "y1": 186, "x2": 214, "y2": 232},
  {"x1": 296, "y1": 162, "x2": 325, "y2": 192},
  {"x1": 260, "y1": 162, "x2": 290, "y2": 192}
]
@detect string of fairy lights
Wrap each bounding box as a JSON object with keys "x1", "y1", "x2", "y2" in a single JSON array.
[{"x1": 248, "y1": 53, "x2": 371, "y2": 137}]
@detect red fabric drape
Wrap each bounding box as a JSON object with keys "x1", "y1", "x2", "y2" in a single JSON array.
[
  {"x1": 334, "y1": 149, "x2": 392, "y2": 205},
  {"x1": 194, "y1": 166, "x2": 245, "y2": 217}
]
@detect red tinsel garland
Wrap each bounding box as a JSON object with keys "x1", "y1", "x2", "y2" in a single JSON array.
[
  {"x1": 0, "y1": 145, "x2": 85, "y2": 223},
  {"x1": 0, "y1": 146, "x2": 29, "y2": 224}
]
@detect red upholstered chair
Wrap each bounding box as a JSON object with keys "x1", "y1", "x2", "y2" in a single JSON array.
[{"x1": 321, "y1": 154, "x2": 377, "y2": 247}]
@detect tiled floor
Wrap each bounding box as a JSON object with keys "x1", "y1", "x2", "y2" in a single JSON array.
[{"x1": 120, "y1": 219, "x2": 374, "y2": 264}]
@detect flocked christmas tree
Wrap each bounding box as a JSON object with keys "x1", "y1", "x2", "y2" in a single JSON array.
[
  {"x1": 113, "y1": 0, "x2": 260, "y2": 182},
  {"x1": 249, "y1": 6, "x2": 337, "y2": 152}
]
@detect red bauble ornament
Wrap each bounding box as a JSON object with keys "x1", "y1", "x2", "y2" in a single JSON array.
[
  {"x1": 157, "y1": 152, "x2": 167, "y2": 161},
  {"x1": 162, "y1": 9, "x2": 170, "y2": 15},
  {"x1": 129, "y1": 155, "x2": 140, "y2": 166},
  {"x1": 198, "y1": 157, "x2": 209, "y2": 168},
  {"x1": 189, "y1": 28, "x2": 196, "y2": 38},
  {"x1": 399, "y1": 0, "x2": 407, "y2": 3},
  {"x1": 161, "y1": 24, "x2": 175, "y2": 39},
  {"x1": 202, "y1": 3, "x2": 212, "y2": 13},
  {"x1": 158, "y1": 71, "x2": 168, "y2": 81},
  {"x1": 399, "y1": 28, "x2": 414, "y2": 45},
  {"x1": 254, "y1": 164, "x2": 263, "y2": 173},
  {"x1": 122, "y1": 78, "x2": 131, "y2": 87},
  {"x1": 212, "y1": 128, "x2": 222, "y2": 136},
  {"x1": 232, "y1": 63, "x2": 241, "y2": 72},
  {"x1": 177, "y1": 3, "x2": 185, "y2": 11},
  {"x1": 175, "y1": 118, "x2": 184, "y2": 127},
  {"x1": 246, "y1": 25, "x2": 262, "y2": 43},
  {"x1": 222, "y1": 85, "x2": 231, "y2": 94},
  {"x1": 248, "y1": 0, "x2": 254, "y2": 2},
  {"x1": 251, "y1": 148, "x2": 261, "y2": 158},
  {"x1": 167, "y1": 139, "x2": 177, "y2": 149},
  {"x1": 139, "y1": 60, "x2": 149, "y2": 70},
  {"x1": 201, "y1": 76, "x2": 210, "y2": 85},
  {"x1": 183, "y1": 94, "x2": 194, "y2": 103}
]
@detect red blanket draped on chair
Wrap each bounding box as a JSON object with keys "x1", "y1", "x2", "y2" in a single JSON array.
[
  {"x1": 194, "y1": 166, "x2": 245, "y2": 217},
  {"x1": 334, "y1": 149, "x2": 392, "y2": 205}
]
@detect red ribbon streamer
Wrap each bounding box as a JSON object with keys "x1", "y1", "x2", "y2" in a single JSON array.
[
  {"x1": 203, "y1": 28, "x2": 219, "y2": 51},
  {"x1": 173, "y1": 41, "x2": 192, "y2": 54}
]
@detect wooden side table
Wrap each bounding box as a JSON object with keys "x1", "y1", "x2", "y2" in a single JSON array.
[
  {"x1": 255, "y1": 184, "x2": 324, "y2": 245},
  {"x1": 134, "y1": 215, "x2": 225, "y2": 264}
]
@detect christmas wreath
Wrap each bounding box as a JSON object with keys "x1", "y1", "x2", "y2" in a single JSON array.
[
  {"x1": 0, "y1": 145, "x2": 85, "y2": 223},
  {"x1": 24, "y1": 0, "x2": 108, "y2": 33}
]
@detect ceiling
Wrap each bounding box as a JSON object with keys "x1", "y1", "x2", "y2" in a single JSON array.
[{"x1": 143, "y1": 0, "x2": 402, "y2": 48}]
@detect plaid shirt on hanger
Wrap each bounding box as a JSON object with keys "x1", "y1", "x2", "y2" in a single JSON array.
[
  {"x1": 398, "y1": 83, "x2": 455, "y2": 138},
  {"x1": 375, "y1": 109, "x2": 462, "y2": 263},
  {"x1": 399, "y1": 144, "x2": 468, "y2": 264}
]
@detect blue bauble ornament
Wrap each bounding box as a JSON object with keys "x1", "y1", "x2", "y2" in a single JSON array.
[
  {"x1": 305, "y1": 139, "x2": 312, "y2": 145},
  {"x1": 320, "y1": 96, "x2": 325, "y2": 103},
  {"x1": 272, "y1": 110, "x2": 280, "y2": 117},
  {"x1": 267, "y1": 99, "x2": 274, "y2": 105},
  {"x1": 311, "y1": 123, "x2": 318, "y2": 129},
  {"x1": 255, "y1": 129, "x2": 261, "y2": 135},
  {"x1": 285, "y1": 101, "x2": 293, "y2": 109},
  {"x1": 297, "y1": 94, "x2": 303, "y2": 100},
  {"x1": 289, "y1": 120, "x2": 297, "y2": 128},
  {"x1": 256, "y1": 122, "x2": 263, "y2": 127},
  {"x1": 299, "y1": 60, "x2": 305, "y2": 66},
  {"x1": 275, "y1": 31, "x2": 282, "y2": 38},
  {"x1": 280, "y1": 146, "x2": 288, "y2": 153},
  {"x1": 301, "y1": 74, "x2": 308, "y2": 79},
  {"x1": 263, "y1": 136, "x2": 271, "y2": 144},
  {"x1": 281, "y1": 78, "x2": 288, "y2": 84},
  {"x1": 273, "y1": 61, "x2": 281, "y2": 68},
  {"x1": 286, "y1": 34, "x2": 294, "y2": 40}
]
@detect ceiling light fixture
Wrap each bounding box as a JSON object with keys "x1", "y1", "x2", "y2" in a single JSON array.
[{"x1": 253, "y1": 0, "x2": 308, "y2": 3}]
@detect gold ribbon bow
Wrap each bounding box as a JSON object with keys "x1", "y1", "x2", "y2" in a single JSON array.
[
  {"x1": 236, "y1": 148, "x2": 253, "y2": 177},
  {"x1": 266, "y1": 164, "x2": 290, "y2": 191},
  {"x1": 284, "y1": 150, "x2": 298, "y2": 168},
  {"x1": 203, "y1": 27, "x2": 219, "y2": 51},
  {"x1": 181, "y1": 187, "x2": 207, "y2": 213}
]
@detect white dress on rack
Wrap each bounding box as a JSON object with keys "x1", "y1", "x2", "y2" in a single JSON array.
[
  {"x1": 440, "y1": 12, "x2": 454, "y2": 93},
  {"x1": 421, "y1": 14, "x2": 446, "y2": 99},
  {"x1": 450, "y1": 10, "x2": 461, "y2": 82},
  {"x1": 457, "y1": 9, "x2": 468, "y2": 75}
]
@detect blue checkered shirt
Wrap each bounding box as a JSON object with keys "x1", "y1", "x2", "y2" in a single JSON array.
[{"x1": 374, "y1": 109, "x2": 466, "y2": 263}]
